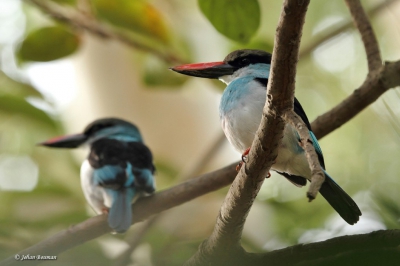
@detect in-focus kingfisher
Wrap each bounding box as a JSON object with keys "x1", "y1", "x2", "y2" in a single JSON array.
[
  {"x1": 40, "y1": 118, "x2": 156, "y2": 233},
  {"x1": 171, "y1": 49, "x2": 361, "y2": 225}
]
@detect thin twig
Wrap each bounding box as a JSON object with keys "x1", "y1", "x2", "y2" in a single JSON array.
[
  {"x1": 26, "y1": 0, "x2": 184, "y2": 64},
  {"x1": 311, "y1": 60, "x2": 400, "y2": 139},
  {"x1": 345, "y1": 0, "x2": 382, "y2": 72},
  {"x1": 299, "y1": 0, "x2": 397, "y2": 58},
  {"x1": 284, "y1": 111, "x2": 324, "y2": 200}
]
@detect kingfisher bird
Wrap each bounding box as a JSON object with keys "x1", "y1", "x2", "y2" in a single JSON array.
[
  {"x1": 171, "y1": 49, "x2": 361, "y2": 225},
  {"x1": 39, "y1": 118, "x2": 156, "y2": 233}
]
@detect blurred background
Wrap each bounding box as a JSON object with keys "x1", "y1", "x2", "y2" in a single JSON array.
[{"x1": 0, "y1": 0, "x2": 400, "y2": 265}]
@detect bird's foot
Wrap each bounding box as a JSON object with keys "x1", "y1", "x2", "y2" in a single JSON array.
[
  {"x1": 241, "y1": 147, "x2": 251, "y2": 162},
  {"x1": 266, "y1": 172, "x2": 271, "y2": 178},
  {"x1": 236, "y1": 147, "x2": 251, "y2": 172},
  {"x1": 236, "y1": 161, "x2": 243, "y2": 172},
  {"x1": 101, "y1": 207, "x2": 109, "y2": 215}
]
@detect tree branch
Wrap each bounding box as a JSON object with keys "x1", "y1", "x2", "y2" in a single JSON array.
[
  {"x1": 25, "y1": 0, "x2": 184, "y2": 64},
  {"x1": 310, "y1": 0, "x2": 399, "y2": 139},
  {"x1": 299, "y1": 0, "x2": 397, "y2": 59},
  {"x1": 0, "y1": 163, "x2": 237, "y2": 266},
  {"x1": 184, "y1": 1, "x2": 311, "y2": 265},
  {"x1": 250, "y1": 229, "x2": 400, "y2": 266},
  {"x1": 311, "y1": 58, "x2": 400, "y2": 139},
  {"x1": 345, "y1": 0, "x2": 382, "y2": 72},
  {"x1": 284, "y1": 111, "x2": 324, "y2": 200},
  {"x1": 5, "y1": 1, "x2": 400, "y2": 265}
]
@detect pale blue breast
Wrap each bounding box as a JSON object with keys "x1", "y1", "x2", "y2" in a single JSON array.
[
  {"x1": 219, "y1": 78, "x2": 267, "y2": 152},
  {"x1": 219, "y1": 76, "x2": 255, "y2": 116}
]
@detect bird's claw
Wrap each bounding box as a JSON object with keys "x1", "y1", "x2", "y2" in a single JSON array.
[
  {"x1": 236, "y1": 147, "x2": 251, "y2": 172},
  {"x1": 236, "y1": 161, "x2": 243, "y2": 172},
  {"x1": 241, "y1": 147, "x2": 251, "y2": 163}
]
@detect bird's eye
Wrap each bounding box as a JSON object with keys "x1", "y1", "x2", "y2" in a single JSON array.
[{"x1": 240, "y1": 58, "x2": 250, "y2": 66}]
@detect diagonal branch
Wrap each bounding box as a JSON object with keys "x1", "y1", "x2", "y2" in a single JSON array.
[
  {"x1": 311, "y1": 58, "x2": 400, "y2": 139},
  {"x1": 345, "y1": 0, "x2": 382, "y2": 72},
  {"x1": 184, "y1": 0, "x2": 311, "y2": 265},
  {"x1": 0, "y1": 163, "x2": 238, "y2": 266},
  {"x1": 25, "y1": 0, "x2": 184, "y2": 64}
]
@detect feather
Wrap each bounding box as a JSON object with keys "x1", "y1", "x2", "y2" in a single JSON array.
[
  {"x1": 319, "y1": 171, "x2": 362, "y2": 225},
  {"x1": 107, "y1": 188, "x2": 136, "y2": 233}
]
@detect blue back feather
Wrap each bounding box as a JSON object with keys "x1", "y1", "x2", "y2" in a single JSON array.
[{"x1": 94, "y1": 165, "x2": 124, "y2": 185}]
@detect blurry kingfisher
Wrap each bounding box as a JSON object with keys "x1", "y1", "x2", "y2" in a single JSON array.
[
  {"x1": 171, "y1": 49, "x2": 361, "y2": 225},
  {"x1": 40, "y1": 118, "x2": 156, "y2": 233}
]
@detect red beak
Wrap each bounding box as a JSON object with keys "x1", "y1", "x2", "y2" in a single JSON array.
[
  {"x1": 38, "y1": 133, "x2": 87, "y2": 148},
  {"x1": 170, "y1": 61, "x2": 237, "y2": 79}
]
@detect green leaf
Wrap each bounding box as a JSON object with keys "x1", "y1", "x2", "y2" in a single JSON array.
[
  {"x1": 17, "y1": 26, "x2": 81, "y2": 62},
  {"x1": 93, "y1": 0, "x2": 169, "y2": 43},
  {"x1": 198, "y1": 0, "x2": 260, "y2": 43},
  {"x1": 0, "y1": 71, "x2": 43, "y2": 98}
]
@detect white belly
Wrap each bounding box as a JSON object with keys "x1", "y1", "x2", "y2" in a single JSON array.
[
  {"x1": 272, "y1": 126, "x2": 311, "y2": 179},
  {"x1": 221, "y1": 108, "x2": 311, "y2": 179},
  {"x1": 80, "y1": 160, "x2": 112, "y2": 214}
]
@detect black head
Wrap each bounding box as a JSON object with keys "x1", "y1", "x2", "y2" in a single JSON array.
[
  {"x1": 39, "y1": 118, "x2": 141, "y2": 149},
  {"x1": 170, "y1": 49, "x2": 272, "y2": 79},
  {"x1": 223, "y1": 49, "x2": 272, "y2": 68},
  {"x1": 83, "y1": 118, "x2": 140, "y2": 137}
]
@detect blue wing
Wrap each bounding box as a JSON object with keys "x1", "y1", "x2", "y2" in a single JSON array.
[
  {"x1": 293, "y1": 99, "x2": 361, "y2": 223},
  {"x1": 93, "y1": 164, "x2": 130, "y2": 188},
  {"x1": 309, "y1": 130, "x2": 325, "y2": 169},
  {"x1": 93, "y1": 164, "x2": 136, "y2": 233}
]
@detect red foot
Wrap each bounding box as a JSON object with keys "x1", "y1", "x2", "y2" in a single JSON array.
[
  {"x1": 236, "y1": 147, "x2": 251, "y2": 172},
  {"x1": 236, "y1": 161, "x2": 243, "y2": 172},
  {"x1": 266, "y1": 172, "x2": 271, "y2": 178},
  {"x1": 101, "y1": 207, "x2": 109, "y2": 215}
]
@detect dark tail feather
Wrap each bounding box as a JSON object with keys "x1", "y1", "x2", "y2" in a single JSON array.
[{"x1": 319, "y1": 171, "x2": 362, "y2": 225}]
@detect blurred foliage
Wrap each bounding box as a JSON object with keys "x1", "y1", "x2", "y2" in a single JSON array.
[
  {"x1": 17, "y1": 25, "x2": 81, "y2": 62},
  {"x1": 198, "y1": 0, "x2": 260, "y2": 43},
  {"x1": 373, "y1": 187, "x2": 400, "y2": 229},
  {"x1": 93, "y1": 0, "x2": 170, "y2": 43},
  {"x1": 49, "y1": 0, "x2": 77, "y2": 6},
  {"x1": 0, "y1": 71, "x2": 42, "y2": 98},
  {"x1": 142, "y1": 56, "x2": 188, "y2": 88},
  {"x1": 0, "y1": 0, "x2": 400, "y2": 265}
]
